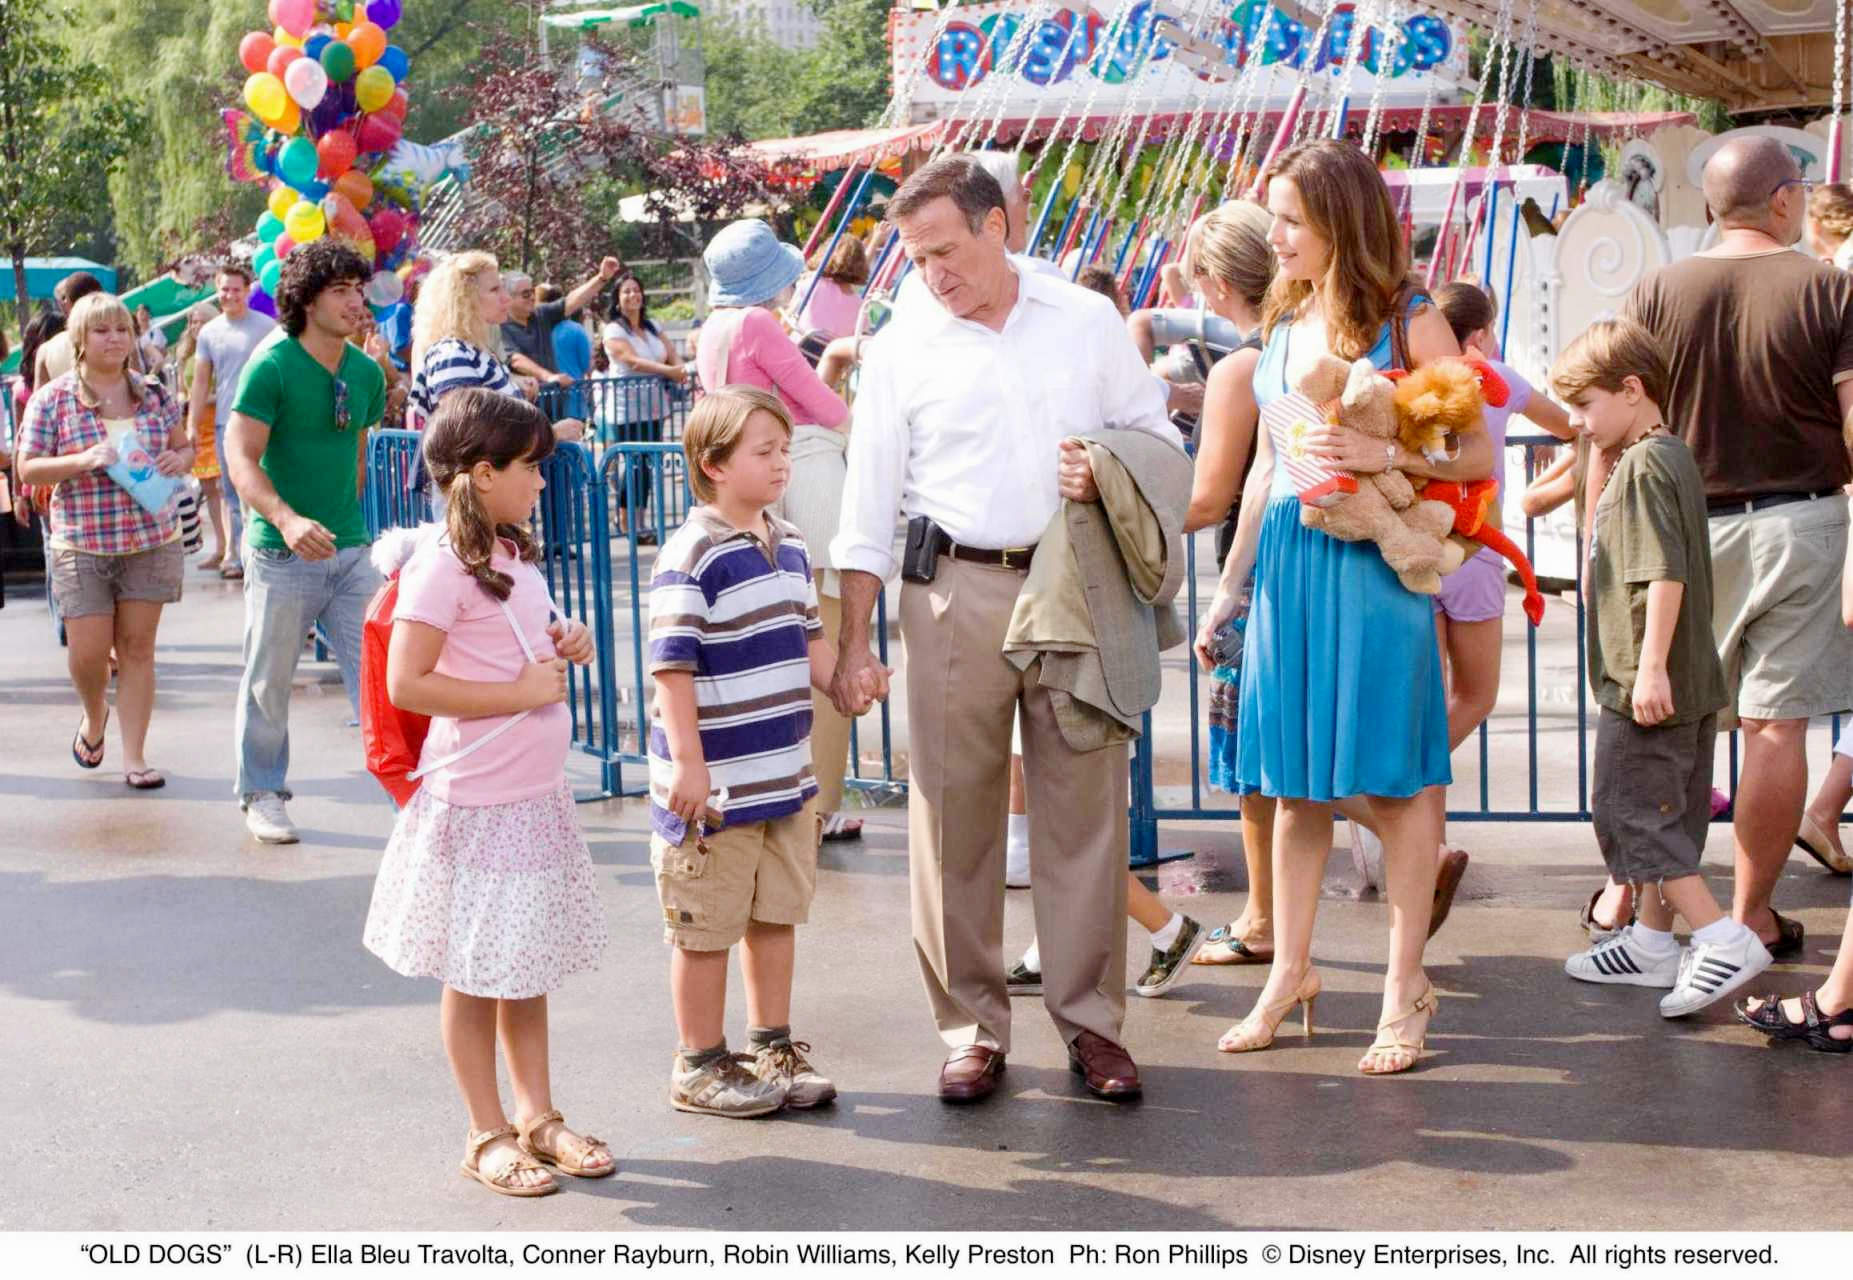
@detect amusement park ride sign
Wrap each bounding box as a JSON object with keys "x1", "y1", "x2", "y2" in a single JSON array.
[{"x1": 892, "y1": 1, "x2": 1470, "y2": 122}]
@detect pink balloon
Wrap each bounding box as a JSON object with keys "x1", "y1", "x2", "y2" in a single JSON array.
[
  {"x1": 275, "y1": 234, "x2": 297, "y2": 258},
  {"x1": 369, "y1": 208, "x2": 406, "y2": 253},
  {"x1": 269, "y1": 0, "x2": 315, "y2": 39}
]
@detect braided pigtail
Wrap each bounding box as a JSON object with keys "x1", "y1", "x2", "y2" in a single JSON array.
[{"x1": 445, "y1": 471, "x2": 515, "y2": 601}]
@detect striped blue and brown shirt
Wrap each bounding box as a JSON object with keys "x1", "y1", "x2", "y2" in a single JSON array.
[{"x1": 647, "y1": 506, "x2": 823, "y2": 843}]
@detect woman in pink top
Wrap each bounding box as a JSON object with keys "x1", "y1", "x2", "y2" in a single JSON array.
[
  {"x1": 364, "y1": 390, "x2": 611, "y2": 1199},
  {"x1": 697, "y1": 219, "x2": 864, "y2": 837},
  {"x1": 796, "y1": 236, "x2": 870, "y2": 341}
]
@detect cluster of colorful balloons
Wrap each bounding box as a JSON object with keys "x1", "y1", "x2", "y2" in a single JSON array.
[{"x1": 232, "y1": 0, "x2": 418, "y2": 316}]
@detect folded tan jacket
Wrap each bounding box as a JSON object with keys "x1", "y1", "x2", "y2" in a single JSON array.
[{"x1": 1003, "y1": 430, "x2": 1193, "y2": 751}]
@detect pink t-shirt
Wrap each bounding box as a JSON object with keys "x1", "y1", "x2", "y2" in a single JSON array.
[
  {"x1": 797, "y1": 276, "x2": 861, "y2": 341},
  {"x1": 394, "y1": 537, "x2": 569, "y2": 807},
  {"x1": 696, "y1": 306, "x2": 849, "y2": 429}
]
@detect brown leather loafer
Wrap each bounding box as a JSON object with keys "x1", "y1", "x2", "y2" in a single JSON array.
[
  {"x1": 938, "y1": 1045, "x2": 1005, "y2": 1104},
  {"x1": 1068, "y1": 1030, "x2": 1141, "y2": 1101}
]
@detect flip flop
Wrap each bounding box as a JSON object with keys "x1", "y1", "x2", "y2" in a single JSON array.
[
  {"x1": 124, "y1": 768, "x2": 166, "y2": 790},
  {"x1": 1190, "y1": 923, "x2": 1273, "y2": 965},
  {"x1": 220, "y1": 563, "x2": 244, "y2": 581},
  {"x1": 71, "y1": 711, "x2": 108, "y2": 769},
  {"x1": 819, "y1": 812, "x2": 863, "y2": 842}
]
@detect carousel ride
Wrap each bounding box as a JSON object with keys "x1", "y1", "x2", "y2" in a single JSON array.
[{"x1": 777, "y1": 0, "x2": 1853, "y2": 573}]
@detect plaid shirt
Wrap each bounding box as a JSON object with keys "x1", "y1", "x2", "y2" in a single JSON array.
[{"x1": 19, "y1": 371, "x2": 184, "y2": 555}]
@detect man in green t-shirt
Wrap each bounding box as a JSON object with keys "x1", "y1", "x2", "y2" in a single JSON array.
[{"x1": 225, "y1": 240, "x2": 387, "y2": 844}]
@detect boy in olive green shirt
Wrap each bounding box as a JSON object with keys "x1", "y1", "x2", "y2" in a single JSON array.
[{"x1": 1551, "y1": 320, "x2": 1770, "y2": 1018}]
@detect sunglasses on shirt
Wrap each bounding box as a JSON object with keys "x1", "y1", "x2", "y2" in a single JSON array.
[{"x1": 333, "y1": 375, "x2": 351, "y2": 433}]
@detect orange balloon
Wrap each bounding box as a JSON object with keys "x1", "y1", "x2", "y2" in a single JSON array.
[
  {"x1": 273, "y1": 98, "x2": 301, "y2": 135},
  {"x1": 334, "y1": 168, "x2": 374, "y2": 211},
  {"x1": 346, "y1": 21, "x2": 386, "y2": 69}
]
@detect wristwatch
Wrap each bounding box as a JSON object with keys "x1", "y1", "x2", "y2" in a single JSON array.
[{"x1": 1384, "y1": 442, "x2": 1397, "y2": 471}]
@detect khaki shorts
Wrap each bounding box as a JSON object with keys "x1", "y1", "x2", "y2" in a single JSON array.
[
  {"x1": 1710, "y1": 496, "x2": 1853, "y2": 724},
  {"x1": 651, "y1": 800, "x2": 819, "y2": 950},
  {"x1": 1592, "y1": 708, "x2": 1718, "y2": 883},
  {"x1": 49, "y1": 540, "x2": 184, "y2": 619}
]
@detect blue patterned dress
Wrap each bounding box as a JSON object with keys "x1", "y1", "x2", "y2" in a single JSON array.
[{"x1": 1232, "y1": 312, "x2": 1452, "y2": 801}]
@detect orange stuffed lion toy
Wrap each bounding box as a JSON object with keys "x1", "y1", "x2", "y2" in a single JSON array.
[{"x1": 1389, "y1": 356, "x2": 1547, "y2": 627}]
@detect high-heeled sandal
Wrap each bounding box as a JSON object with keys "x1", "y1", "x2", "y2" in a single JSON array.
[
  {"x1": 1217, "y1": 969, "x2": 1321, "y2": 1053},
  {"x1": 1359, "y1": 981, "x2": 1439, "y2": 1075}
]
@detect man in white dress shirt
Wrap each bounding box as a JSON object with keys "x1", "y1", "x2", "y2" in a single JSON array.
[{"x1": 830, "y1": 156, "x2": 1182, "y2": 1104}]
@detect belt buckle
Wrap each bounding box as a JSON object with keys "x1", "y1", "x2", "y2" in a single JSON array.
[{"x1": 999, "y1": 546, "x2": 1034, "y2": 572}]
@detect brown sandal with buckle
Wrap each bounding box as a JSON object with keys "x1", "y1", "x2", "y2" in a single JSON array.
[
  {"x1": 517, "y1": 1109, "x2": 615, "y2": 1179},
  {"x1": 459, "y1": 1125, "x2": 557, "y2": 1197}
]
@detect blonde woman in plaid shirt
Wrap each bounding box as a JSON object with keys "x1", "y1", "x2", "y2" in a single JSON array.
[{"x1": 16, "y1": 293, "x2": 192, "y2": 789}]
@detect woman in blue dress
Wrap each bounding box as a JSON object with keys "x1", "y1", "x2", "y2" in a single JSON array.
[{"x1": 1194, "y1": 140, "x2": 1495, "y2": 1074}]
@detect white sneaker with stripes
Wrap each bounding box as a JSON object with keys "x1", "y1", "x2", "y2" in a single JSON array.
[
  {"x1": 1659, "y1": 929, "x2": 1772, "y2": 1018},
  {"x1": 1564, "y1": 925, "x2": 1680, "y2": 988}
]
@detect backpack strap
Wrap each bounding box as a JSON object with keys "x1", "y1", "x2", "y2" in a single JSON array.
[{"x1": 407, "y1": 571, "x2": 557, "y2": 782}]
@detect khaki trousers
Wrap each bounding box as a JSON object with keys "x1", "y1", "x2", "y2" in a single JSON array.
[
  {"x1": 810, "y1": 580, "x2": 852, "y2": 813},
  {"x1": 900, "y1": 556, "x2": 1129, "y2": 1054}
]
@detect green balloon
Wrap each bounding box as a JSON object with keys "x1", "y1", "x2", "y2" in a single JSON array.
[
  {"x1": 336, "y1": 0, "x2": 356, "y2": 19},
  {"x1": 260, "y1": 259, "x2": 282, "y2": 296},
  {"x1": 320, "y1": 41, "x2": 356, "y2": 84},
  {"x1": 278, "y1": 136, "x2": 318, "y2": 188},
  {"x1": 257, "y1": 211, "x2": 285, "y2": 244},
  {"x1": 252, "y1": 245, "x2": 277, "y2": 276}
]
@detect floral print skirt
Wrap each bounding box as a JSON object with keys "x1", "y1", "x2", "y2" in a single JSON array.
[{"x1": 364, "y1": 782, "x2": 608, "y2": 999}]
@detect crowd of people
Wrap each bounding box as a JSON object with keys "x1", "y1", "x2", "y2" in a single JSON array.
[{"x1": 5, "y1": 131, "x2": 1852, "y2": 1200}]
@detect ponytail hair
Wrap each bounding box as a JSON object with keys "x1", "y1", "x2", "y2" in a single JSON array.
[{"x1": 421, "y1": 388, "x2": 556, "y2": 600}]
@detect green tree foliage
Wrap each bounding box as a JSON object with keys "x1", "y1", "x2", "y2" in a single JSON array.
[
  {"x1": 0, "y1": 0, "x2": 144, "y2": 315},
  {"x1": 703, "y1": 0, "x2": 892, "y2": 141}
]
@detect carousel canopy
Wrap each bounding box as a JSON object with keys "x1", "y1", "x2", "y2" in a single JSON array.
[{"x1": 1419, "y1": 1, "x2": 1851, "y2": 113}]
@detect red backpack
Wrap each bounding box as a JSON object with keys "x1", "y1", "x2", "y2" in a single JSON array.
[{"x1": 360, "y1": 537, "x2": 550, "y2": 806}]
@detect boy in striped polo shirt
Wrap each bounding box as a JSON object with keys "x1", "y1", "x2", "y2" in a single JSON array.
[{"x1": 647, "y1": 386, "x2": 882, "y2": 1118}]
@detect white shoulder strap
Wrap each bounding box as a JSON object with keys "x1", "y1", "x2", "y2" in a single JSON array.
[{"x1": 408, "y1": 569, "x2": 559, "y2": 782}]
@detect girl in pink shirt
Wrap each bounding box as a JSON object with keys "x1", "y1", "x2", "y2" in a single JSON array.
[{"x1": 363, "y1": 389, "x2": 611, "y2": 1199}]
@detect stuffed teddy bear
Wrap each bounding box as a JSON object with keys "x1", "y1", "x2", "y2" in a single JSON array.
[
  {"x1": 1286, "y1": 354, "x2": 1457, "y2": 594},
  {"x1": 1390, "y1": 356, "x2": 1547, "y2": 625}
]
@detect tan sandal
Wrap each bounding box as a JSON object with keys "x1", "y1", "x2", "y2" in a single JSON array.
[
  {"x1": 459, "y1": 1125, "x2": 557, "y2": 1197},
  {"x1": 517, "y1": 1109, "x2": 615, "y2": 1179},
  {"x1": 1359, "y1": 981, "x2": 1439, "y2": 1076}
]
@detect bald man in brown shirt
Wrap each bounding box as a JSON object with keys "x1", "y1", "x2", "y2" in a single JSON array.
[{"x1": 1620, "y1": 135, "x2": 1853, "y2": 959}]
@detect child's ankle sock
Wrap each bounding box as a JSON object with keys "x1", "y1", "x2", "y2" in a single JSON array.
[
  {"x1": 1631, "y1": 923, "x2": 1678, "y2": 954},
  {"x1": 1691, "y1": 917, "x2": 1747, "y2": 946},
  {"x1": 679, "y1": 1041, "x2": 729, "y2": 1069},
  {"x1": 1150, "y1": 913, "x2": 1183, "y2": 951},
  {"x1": 1021, "y1": 939, "x2": 1041, "y2": 972},
  {"x1": 746, "y1": 1024, "x2": 791, "y2": 1049}
]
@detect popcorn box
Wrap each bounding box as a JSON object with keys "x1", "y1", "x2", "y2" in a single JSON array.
[{"x1": 1265, "y1": 389, "x2": 1358, "y2": 508}]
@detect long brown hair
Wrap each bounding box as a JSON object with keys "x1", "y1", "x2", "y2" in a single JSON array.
[
  {"x1": 1260, "y1": 139, "x2": 1413, "y2": 360},
  {"x1": 422, "y1": 389, "x2": 555, "y2": 600}
]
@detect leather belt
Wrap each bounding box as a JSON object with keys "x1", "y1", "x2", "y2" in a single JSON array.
[
  {"x1": 940, "y1": 534, "x2": 1037, "y2": 573},
  {"x1": 1706, "y1": 488, "x2": 1839, "y2": 518}
]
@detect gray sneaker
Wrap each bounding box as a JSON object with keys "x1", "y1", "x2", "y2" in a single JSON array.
[
  {"x1": 1005, "y1": 955, "x2": 1042, "y2": 996},
  {"x1": 670, "y1": 1052, "x2": 785, "y2": 1118},
  {"x1": 1134, "y1": 914, "x2": 1206, "y2": 997},
  {"x1": 243, "y1": 792, "x2": 299, "y2": 845},
  {"x1": 750, "y1": 1037, "x2": 837, "y2": 1109}
]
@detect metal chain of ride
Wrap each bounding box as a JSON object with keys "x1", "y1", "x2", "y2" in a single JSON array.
[
  {"x1": 1408, "y1": 50, "x2": 1438, "y2": 167},
  {"x1": 1510, "y1": 5, "x2": 1540, "y2": 167},
  {"x1": 1832, "y1": 0, "x2": 1849, "y2": 174},
  {"x1": 1223, "y1": 2, "x2": 1309, "y2": 194},
  {"x1": 1093, "y1": 0, "x2": 1221, "y2": 226},
  {"x1": 1142, "y1": 10, "x2": 1241, "y2": 234},
  {"x1": 1290, "y1": 4, "x2": 1342, "y2": 145},
  {"x1": 877, "y1": 3, "x2": 973, "y2": 135},
  {"x1": 1024, "y1": 0, "x2": 1143, "y2": 180},
  {"x1": 1075, "y1": 0, "x2": 1213, "y2": 215},
  {"x1": 1215, "y1": 5, "x2": 1287, "y2": 200},
  {"x1": 959, "y1": 0, "x2": 1066, "y2": 156},
  {"x1": 1361, "y1": 0, "x2": 1406, "y2": 156}
]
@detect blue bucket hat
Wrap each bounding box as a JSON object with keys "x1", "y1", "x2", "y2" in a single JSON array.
[{"x1": 705, "y1": 219, "x2": 805, "y2": 308}]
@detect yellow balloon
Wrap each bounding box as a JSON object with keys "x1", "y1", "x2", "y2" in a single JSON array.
[
  {"x1": 284, "y1": 200, "x2": 326, "y2": 244},
  {"x1": 267, "y1": 187, "x2": 299, "y2": 220},
  {"x1": 335, "y1": 21, "x2": 352, "y2": 38},
  {"x1": 243, "y1": 72, "x2": 288, "y2": 123},
  {"x1": 273, "y1": 24, "x2": 304, "y2": 50},
  {"x1": 1063, "y1": 162, "x2": 1083, "y2": 198},
  {"x1": 354, "y1": 65, "x2": 393, "y2": 113}
]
